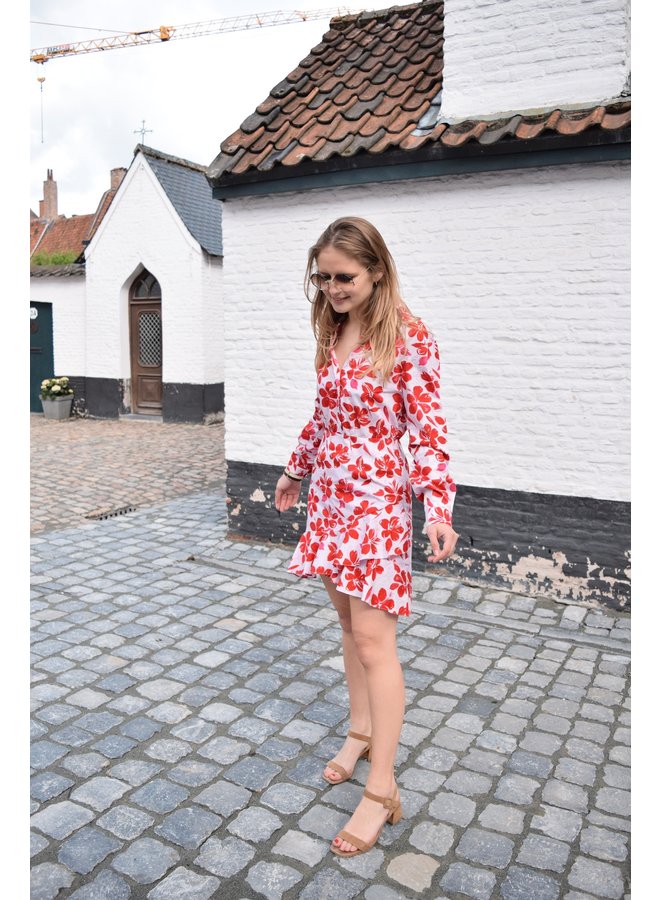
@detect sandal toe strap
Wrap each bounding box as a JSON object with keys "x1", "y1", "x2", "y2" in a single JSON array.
[
  {"x1": 336, "y1": 829, "x2": 370, "y2": 852},
  {"x1": 326, "y1": 761, "x2": 349, "y2": 780}
]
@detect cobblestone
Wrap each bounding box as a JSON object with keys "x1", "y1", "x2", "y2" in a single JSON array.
[{"x1": 29, "y1": 419, "x2": 630, "y2": 898}]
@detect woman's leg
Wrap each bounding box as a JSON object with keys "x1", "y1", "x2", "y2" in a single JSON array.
[
  {"x1": 332, "y1": 597, "x2": 405, "y2": 853},
  {"x1": 320, "y1": 576, "x2": 372, "y2": 782}
]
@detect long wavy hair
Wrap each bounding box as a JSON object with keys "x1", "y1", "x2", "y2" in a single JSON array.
[{"x1": 304, "y1": 217, "x2": 414, "y2": 381}]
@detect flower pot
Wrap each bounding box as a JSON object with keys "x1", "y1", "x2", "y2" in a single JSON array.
[{"x1": 41, "y1": 395, "x2": 74, "y2": 420}]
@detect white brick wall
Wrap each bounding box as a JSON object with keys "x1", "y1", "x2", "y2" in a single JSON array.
[
  {"x1": 441, "y1": 0, "x2": 630, "y2": 120},
  {"x1": 30, "y1": 276, "x2": 86, "y2": 376},
  {"x1": 222, "y1": 161, "x2": 630, "y2": 502},
  {"x1": 85, "y1": 156, "x2": 223, "y2": 386}
]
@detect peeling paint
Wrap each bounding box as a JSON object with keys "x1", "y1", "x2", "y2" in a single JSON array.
[
  {"x1": 249, "y1": 488, "x2": 266, "y2": 503},
  {"x1": 230, "y1": 503, "x2": 241, "y2": 517}
]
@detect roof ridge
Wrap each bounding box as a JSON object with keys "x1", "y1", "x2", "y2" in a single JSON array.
[
  {"x1": 331, "y1": 0, "x2": 441, "y2": 27},
  {"x1": 136, "y1": 144, "x2": 207, "y2": 174}
]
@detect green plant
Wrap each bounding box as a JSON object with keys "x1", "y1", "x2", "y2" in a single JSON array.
[
  {"x1": 41, "y1": 376, "x2": 74, "y2": 399},
  {"x1": 31, "y1": 251, "x2": 79, "y2": 265}
]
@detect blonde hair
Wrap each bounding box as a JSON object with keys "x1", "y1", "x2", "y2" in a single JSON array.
[{"x1": 304, "y1": 217, "x2": 415, "y2": 381}]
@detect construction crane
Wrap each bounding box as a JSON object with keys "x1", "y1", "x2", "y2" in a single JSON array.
[{"x1": 30, "y1": 7, "x2": 359, "y2": 63}]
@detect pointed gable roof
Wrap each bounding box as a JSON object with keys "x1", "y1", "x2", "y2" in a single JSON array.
[{"x1": 138, "y1": 145, "x2": 223, "y2": 257}]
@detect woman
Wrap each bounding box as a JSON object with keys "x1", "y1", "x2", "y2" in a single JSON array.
[{"x1": 274, "y1": 217, "x2": 458, "y2": 857}]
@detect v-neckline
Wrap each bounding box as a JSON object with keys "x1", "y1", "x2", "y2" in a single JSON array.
[{"x1": 331, "y1": 322, "x2": 364, "y2": 370}]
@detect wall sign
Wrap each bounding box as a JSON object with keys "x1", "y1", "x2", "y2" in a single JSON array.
[{"x1": 30, "y1": 307, "x2": 38, "y2": 320}]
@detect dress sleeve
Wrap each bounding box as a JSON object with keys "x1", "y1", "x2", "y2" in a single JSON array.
[
  {"x1": 285, "y1": 390, "x2": 326, "y2": 479},
  {"x1": 402, "y1": 325, "x2": 457, "y2": 526}
]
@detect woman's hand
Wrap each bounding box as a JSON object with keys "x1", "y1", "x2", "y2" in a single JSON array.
[
  {"x1": 425, "y1": 522, "x2": 459, "y2": 563},
  {"x1": 275, "y1": 474, "x2": 302, "y2": 513}
]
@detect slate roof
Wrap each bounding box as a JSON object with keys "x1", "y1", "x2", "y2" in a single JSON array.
[
  {"x1": 30, "y1": 264, "x2": 85, "y2": 277},
  {"x1": 139, "y1": 146, "x2": 223, "y2": 257},
  {"x1": 208, "y1": 0, "x2": 630, "y2": 186}
]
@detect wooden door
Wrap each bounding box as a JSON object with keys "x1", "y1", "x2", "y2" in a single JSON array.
[
  {"x1": 129, "y1": 271, "x2": 162, "y2": 414},
  {"x1": 30, "y1": 302, "x2": 54, "y2": 412}
]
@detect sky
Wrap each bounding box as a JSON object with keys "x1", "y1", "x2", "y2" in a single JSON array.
[{"x1": 29, "y1": 1, "x2": 365, "y2": 216}]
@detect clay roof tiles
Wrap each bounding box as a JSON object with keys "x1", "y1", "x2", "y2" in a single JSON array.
[{"x1": 208, "y1": 0, "x2": 630, "y2": 185}]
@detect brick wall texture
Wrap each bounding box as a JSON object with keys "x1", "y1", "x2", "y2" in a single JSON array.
[
  {"x1": 222, "y1": 160, "x2": 630, "y2": 504},
  {"x1": 441, "y1": 0, "x2": 630, "y2": 119}
]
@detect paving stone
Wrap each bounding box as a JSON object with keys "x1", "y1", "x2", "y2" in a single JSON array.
[
  {"x1": 500, "y1": 865, "x2": 561, "y2": 900},
  {"x1": 57, "y1": 825, "x2": 122, "y2": 874},
  {"x1": 580, "y1": 825, "x2": 628, "y2": 862},
  {"x1": 298, "y1": 803, "x2": 348, "y2": 840},
  {"x1": 409, "y1": 821, "x2": 454, "y2": 856},
  {"x1": 595, "y1": 786, "x2": 631, "y2": 817},
  {"x1": 416, "y1": 745, "x2": 458, "y2": 772},
  {"x1": 542, "y1": 779, "x2": 590, "y2": 813},
  {"x1": 31, "y1": 741, "x2": 68, "y2": 769},
  {"x1": 31, "y1": 801, "x2": 95, "y2": 839},
  {"x1": 97, "y1": 804, "x2": 155, "y2": 839},
  {"x1": 112, "y1": 836, "x2": 180, "y2": 884},
  {"x1": 198, "y1": 735, "x2": 251, "y2": 764},
  {"x1": 431, "y1": 726, "x2": 475, "y2": 752},
  {"x1": 462, "y1": 747, "x2": 507, "y2": 776},
  {"x1": 154, "y1": 804, "x2": 222, "y2": 849},
  {"x1": 223, "y1": 755, "x2": 281, "y2": 790},
  {"x1": 261, "y1": 782, "x2": 316, "y2": 814},
  {"x1": 168, "y1": 759, "x2": 220, "y2": 787},
  {"x1": 70, "y1": 776, "x2": 131, "y2": 811},
  {"x1": 146, "y1": 865, "x2": 220, "y2": 900},
  {"x1": 298, "y1": 868, "x2": 365, "y2": 899},
  {"x1": 195, "y1": 835, "x2": 256, "y2": 878},
  {"x1": 456, "y1": 827, "x2": 515, "y2": 868},
  {"x1": 59, "y1": 751, "x2": 110, "y2": 778},
  {"x1": 108, "y1": 759, "x2": 162, "y2": 786},
  {"x1": 428, "y1": 790, "x2": 476, "y2": 826},
  {"x1": 507, "y1": 750, "x2": 553, "y2": 779},
  {"x1": 440, "y1": 861, "x2": 497, "y2": 899},
  {"x1": 119, "y1": 716, "x2": 162, "y2": 741},
  {"x1": 67, "y1": 868, "x2": 131, "y2": 899},
  {"x1": 568, "y1": 855, "x2": 626, "y2": 898},
  {"x1": 228, "y1": 716, "x2": 279, "y2": 742},
  {"x1": 519, "y1": 731, "x2": 563, "y2": 756},
  {"x1": 66, "y1": 688, "x2": 111, "y2": 709},
  {"x1": 386, "y1": 851, "x2": 440, "y2": 891},
  {"x1": 495, "y1": 773, "x2": 541, "y2": 805},
  {"x1": 475, "y1": 730, "x2": 518, "y2": 754},
  {"x1": 246, "y1": 860, "x2": 305, "y2": 900},
  {"x1": 31, "y1": 831, "x2": 49, "y2": 858},
  {"x1": 272, "y1": 829, "x2": 328, "y2": 867},
  {"x1": 443, "y1": 770, "x2": 493, "y2": 797},
  {"x1": 258, "y1": 737, "x2": 303, "y2": 762},
  {"x1": 478, "y1": 803, "x2": 526, "y2": 834},
  {"x1": 516, "y1": 832, "x2": 572, "y2": 872},
  {"x1": 30, "y1": 862, "x2": 75, "y2": 900},
  {"x1": 30, "y1": 772, "x2": 75, "y2": 802},
  {"x1": 530, "y1": 804, "x2": 584, "y2": 842},
  {"x1": 228, "y1": 806, "x2": 283, "y2": 841},
  {"x1": 130, "y1": 778, "x2": 189, "y2": 814}
]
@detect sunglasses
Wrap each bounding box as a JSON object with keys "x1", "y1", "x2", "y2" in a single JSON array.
[{"x1": 310, "y1": 268, "x2": 370, "y2": 290}]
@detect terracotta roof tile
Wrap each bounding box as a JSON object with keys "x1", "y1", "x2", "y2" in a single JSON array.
[{"x1": 208, "y1": 0, "x2": 631, "y2": 185}]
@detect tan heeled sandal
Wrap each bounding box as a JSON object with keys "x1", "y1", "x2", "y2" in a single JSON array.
[
  {"x1": 330, "y1": 787, "x2": 403, "y2": 857},
  {"x1": 322, "y1": 730, "x2": 372, "y2": 785}
]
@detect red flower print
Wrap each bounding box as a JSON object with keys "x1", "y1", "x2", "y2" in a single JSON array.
[
  {"x1": 360, "y1": 526, "x2": 379, "y2": 556},
  {"x1": 345, "y1": 403, "x2": 372, "y2": 428},
  {"x1": 375, "y1": 455, "x2": 400, "y2": 479},
  {"x1": 344, "y1": 566, "x2": 365, "y2": 594},
  {"x1": 407, "y1": 321, "x2": 429, "y2": 342},
  {"x1": 319, "y1": 384, "x2": 338, "y2": 408},
  {"x1": 392, "y1": 567, "x2": 411, "y2": 598},
  {"x1": 407, "y1": 385, "x2": 433, "y2": 420},
  {"x1": 379, "y1": 484, "x2": 405, "y2": 506},
  {"x1": 335, "y1": 479, "x2": 355, "y2": 503},
  {"x1": 412, "y1": 340, "x2": 432, "y2": 365},
  {"x1": 392, "y1": 360, "x2": 414, "y2": 387},
  {"x1": 352, "y1": 499, "x2": 379, "y2": 518},
  {"x1": 368, "y1": 420, "x2": 391, "y2": 450},
  {"x1": 317, "y1": 475, "x2": 333, "y2": 500},
  {"x1": 366, "y1": 558, "x2": 385, "y2": 578},
  {"x1": 327, "y1": 441, "x2": 350, "y2": 465},
  {"x1": 348, "y1": 458, "x2": 372, "y2": 480},
  {"x1": 360, "y1": 382, "x2": 383, "y2": 410},
  {"x1": 346, "y1": 358, "x2": 371, "y2": 382},
  {"x1": 381, "y1": 517, "x2": 404, "y2": 552}
]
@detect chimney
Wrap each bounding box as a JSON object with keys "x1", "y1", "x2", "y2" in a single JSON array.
[
  {"x1": 38, "y1": 169, "x2": 58, "y2": 220},
  {"x1": 110, "y1": 167, "x2": 127, "y2": 191}
]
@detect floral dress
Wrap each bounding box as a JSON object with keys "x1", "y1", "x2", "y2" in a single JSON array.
[{"x1": 286, "y1": 315, "x2": 456, "y2": 616}]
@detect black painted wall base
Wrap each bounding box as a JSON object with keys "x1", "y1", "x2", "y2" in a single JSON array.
[
  {"x1": 226, "y1": 459, "x2": 630, "y2": 611},
  {"x1": 64, "y1": 377, "x2": 224, "y2": 422}
]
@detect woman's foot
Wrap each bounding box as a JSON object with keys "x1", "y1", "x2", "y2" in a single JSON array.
[
  {"x1": 323, "y1": 730, "x2": 371, "y2": 784},
  {"x1": 331, "y1": 781, "x2": 401, "y2": 854}
]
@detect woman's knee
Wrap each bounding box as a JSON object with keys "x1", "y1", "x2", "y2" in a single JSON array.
[{"x1": 351, "y1": 625, "x2": 395, "y2": 668}]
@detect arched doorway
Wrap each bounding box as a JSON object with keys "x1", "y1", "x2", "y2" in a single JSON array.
[{"x1": 129, "y1": 270, "x2": 162, "y2": 415}]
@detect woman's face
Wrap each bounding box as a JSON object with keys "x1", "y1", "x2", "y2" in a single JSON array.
[{"x1": 315, "y1": 246, "x2": 377, "y2": 322}]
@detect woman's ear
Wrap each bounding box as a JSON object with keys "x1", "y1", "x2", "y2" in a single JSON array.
[{"x1": 372, "y1": 270, "x2": 384, "y2": 286}]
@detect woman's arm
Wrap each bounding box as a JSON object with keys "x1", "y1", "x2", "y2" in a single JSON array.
[{"x1": 402, "y1": 323, "x2": 459, "y2": 559}]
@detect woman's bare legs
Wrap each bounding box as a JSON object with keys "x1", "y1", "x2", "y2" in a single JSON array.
[
  {"x1": 320, "y1": 576, "x2": 372, "y2": 782},
  {"x1": 320, "y1": 576, "x2": 405, "y2": 853},
  {"x1": 332, "y1": 596, "x2": 405, "y2": 853}
]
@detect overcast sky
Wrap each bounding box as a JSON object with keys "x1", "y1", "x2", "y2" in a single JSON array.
[{"x1": 30, "y1": 1, "x2": 364, "y2": 216}]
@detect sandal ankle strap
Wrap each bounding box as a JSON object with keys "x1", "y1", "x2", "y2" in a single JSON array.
[
  {"x1": 347, "y1": 730, "x2": 371, "y2": 743},
  {"x1": 363, "y1": 788, "x2": 398, "y2": 809}
]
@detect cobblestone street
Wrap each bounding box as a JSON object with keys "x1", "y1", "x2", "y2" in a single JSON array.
[{"x1": 30, "y1": 418, "x2": 631, "y2": 899}]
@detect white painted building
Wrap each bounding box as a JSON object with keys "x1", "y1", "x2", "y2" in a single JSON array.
[
  {"x1": 31, "y1": 146, "x2": 224, "y2": 422},
  {"x1": 207, "y1": 0, "x2": 631, "y2": 608}
]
